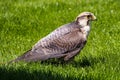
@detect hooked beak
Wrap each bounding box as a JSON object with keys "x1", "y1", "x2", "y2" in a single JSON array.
[{"x1": 92, "y1": 15, "x2": 97, "y2": 21}]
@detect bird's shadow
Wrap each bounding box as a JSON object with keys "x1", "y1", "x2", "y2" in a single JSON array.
[{"x1": 0, "y1": 56, "x2": 105, "y2": 80}]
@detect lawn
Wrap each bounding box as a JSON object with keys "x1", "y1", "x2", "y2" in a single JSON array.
[{"x1": 0, "y1": 0, "x2": 120, "y2": 80}]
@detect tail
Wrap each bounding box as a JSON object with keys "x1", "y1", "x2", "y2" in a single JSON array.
[
  {"x1": 8, "y1": 49, "x2": 32, "y2": 64},
  {"x1": 8, "y1": 49, "x2": 67, "y2": 64}
]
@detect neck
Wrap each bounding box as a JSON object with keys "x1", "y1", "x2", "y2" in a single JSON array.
[{"x1": 78, "y1": 20, "x2": 91, "y2": 37}]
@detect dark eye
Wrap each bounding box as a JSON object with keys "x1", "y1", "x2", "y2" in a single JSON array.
[
  {"x1": 87, "y1": 15, "x2": 92, "y2": 20},
  {"x1": 87, "y1": 15, "x2": 91, "y2": 19}
]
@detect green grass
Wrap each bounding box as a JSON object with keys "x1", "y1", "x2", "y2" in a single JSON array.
[{"x1": 0, "y1": 0, "x2": 120, "y2": 80}]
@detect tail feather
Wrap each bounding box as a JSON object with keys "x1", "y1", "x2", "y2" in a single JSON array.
[
  {"x1": 8, "y1": 49, "x2": 32, "y2": 64},
  {"x1": 8, "y1": 49, "x2": 67, "y2": 64},
  {"x1": 8, "y1": 49, "x2": 52, "y2": 64}
]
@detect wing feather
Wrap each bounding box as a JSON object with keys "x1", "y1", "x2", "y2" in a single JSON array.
[{"x1": 32, "y1": 22, "x2": 84, "y2": 55}]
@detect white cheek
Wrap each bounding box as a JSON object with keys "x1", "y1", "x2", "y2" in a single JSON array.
[{"x1": 78, "y1": 19, "x2": 87, "y2": 26}]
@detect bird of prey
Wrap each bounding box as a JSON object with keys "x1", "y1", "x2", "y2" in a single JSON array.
[{"x1": 9, "y1": 12, "x2": 96, "y2": 63}]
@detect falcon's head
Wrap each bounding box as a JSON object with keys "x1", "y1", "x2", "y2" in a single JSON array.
[{"x1": 75, "y1": 12, "x2": 96, "y2": 26}]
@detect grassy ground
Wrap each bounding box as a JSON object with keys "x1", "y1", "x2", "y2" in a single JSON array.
[{"x1": 0, "y1": 0, "x2": 120, "y2": 80}]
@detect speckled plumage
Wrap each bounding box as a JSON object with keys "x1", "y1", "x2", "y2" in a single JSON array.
[
  {"x1": 33, "y1": 22, "x2": 84, "y2": 55},
  {"x1": 9, "y1": 12, "x2": 96, "y2": 63}
]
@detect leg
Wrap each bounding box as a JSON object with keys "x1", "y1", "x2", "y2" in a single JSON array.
[
  {"x1": 63, "y1": 41, "x2": 87, "y2": 61},
  {"x1": 64, "y1": 48, "x2": 80, "y2": 61}
]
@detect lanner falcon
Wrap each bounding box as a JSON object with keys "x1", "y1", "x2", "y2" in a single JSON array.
[{"x1": 9, "y1": 12, "x2": 96, "y2": 63}]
